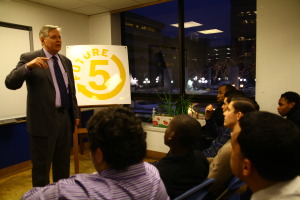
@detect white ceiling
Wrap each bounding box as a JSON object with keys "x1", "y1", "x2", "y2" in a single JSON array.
[{"x1": 18, "y1": 0, "x2": 164, "y2": 16}]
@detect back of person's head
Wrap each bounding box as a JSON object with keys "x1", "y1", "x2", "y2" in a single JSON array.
[
  {"x1": 221, "y1": 84, "x2": 237, "y2": 93},
  {"x1": 238, "y1": 111, "x2": 300, "y2": 181},
  {"x1": 170, "y1": 114, "x2": 202, "y2": 148},
  {"x1": 231, "y1": 98, "x2": 258, "y2": 115},
  {"x1": 225, "y1": 90, "x2": 246, "y2": 104},
  {"x1": 280, "y1": 91, "x2": 300, "y2": 104},
  {"x1": 87, "y1": 107, "x2": 146, "y2": 170}
]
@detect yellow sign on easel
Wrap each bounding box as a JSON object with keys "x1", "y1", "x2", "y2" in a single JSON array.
[{"x1": 66, "y1": 45, "x2": 131, "y2": 106}]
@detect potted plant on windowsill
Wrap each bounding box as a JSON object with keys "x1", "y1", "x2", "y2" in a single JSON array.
[{"x1": 152, "y1": 92, "x2": 194, "y2": 128}]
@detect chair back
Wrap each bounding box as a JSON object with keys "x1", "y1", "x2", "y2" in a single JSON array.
[
  {"x1": 216, "y1": 176, "x2": 245, "y2": 200},
  {"x1": 174, "y1": 178, "x2": 215, "y2": 200}
]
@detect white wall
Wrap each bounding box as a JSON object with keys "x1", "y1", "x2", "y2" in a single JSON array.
[
  {"x1": 89, "y1": 12, "x2": 112, "y2": 45},
  {"x1": 88, "y1": 12, "x2": 121, "y2": 45},
  {"x1": 256, "y1": 0, "x2": 300, "y2": 113},
  {"x1": 0, "y1": 0, "x2": 89, "y2": 55}
]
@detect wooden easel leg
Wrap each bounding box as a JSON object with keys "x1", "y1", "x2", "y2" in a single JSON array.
[{"x1": 73, "y1": 126, "x2": 79, "y2": 174}]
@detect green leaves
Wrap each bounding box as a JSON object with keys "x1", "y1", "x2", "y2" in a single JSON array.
[
  {"x1": 157, "y1": 92, "x2": 193, "y2": 116},
  {"x1": 174, "y1": 94, "x2": 193, "y2": 115}
]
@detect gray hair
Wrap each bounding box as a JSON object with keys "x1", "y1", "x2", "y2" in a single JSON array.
[{"x1": 39, "y1": 25, "x2": 61, "y2": 38}]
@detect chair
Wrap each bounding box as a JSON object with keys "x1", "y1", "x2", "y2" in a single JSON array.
[
  {"x1": 215, "y1": 176, "x2": 245, "y2": 200},
  {"x1": 174, "y1": 178, "x2": 215, "y2": 200}
]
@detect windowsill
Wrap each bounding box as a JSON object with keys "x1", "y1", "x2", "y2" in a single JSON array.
[{"x1": 143, "y1": 119, "x2": 206, "y2": 131}]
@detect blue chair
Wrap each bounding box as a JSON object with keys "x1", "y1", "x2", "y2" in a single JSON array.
[
  {"x1": 216, "y1": 176, "x2": 245, "y2": 200},
  {"x1": 174, "y1": 178, "x2": 215, "y2": 200}
]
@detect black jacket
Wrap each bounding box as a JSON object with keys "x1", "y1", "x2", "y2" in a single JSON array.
[
  {"x1": 287, "y1": 104, "x2": 300, "y2": 128},
  {"x1": 154, "y1": 150, "x2": 209, "y2": 199}
]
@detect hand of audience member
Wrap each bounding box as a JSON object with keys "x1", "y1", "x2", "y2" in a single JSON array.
[{"x1": 205, "y1": 104, "x2": 215, "y2": 120}]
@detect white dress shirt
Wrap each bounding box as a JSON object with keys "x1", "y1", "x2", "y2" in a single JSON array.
[{"x1": 251, "y1": 176, "x2": 300, "y2": 200}]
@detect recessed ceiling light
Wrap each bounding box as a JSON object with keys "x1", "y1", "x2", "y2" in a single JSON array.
[
  {"x1": 198, "y1": 29, "x2": 223, "y2": 34},
  {"x1": 170, "y1": 21, "x2": 203, "y2": 28}
]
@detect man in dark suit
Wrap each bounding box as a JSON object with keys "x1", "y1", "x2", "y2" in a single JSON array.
[{"x1": 5, "y1": 25, "x2": 80, "y2": 187}]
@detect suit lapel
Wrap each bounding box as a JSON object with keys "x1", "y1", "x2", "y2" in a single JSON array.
[{"x1": 39, "y1": 49, "x2": 54, "y2": 86}]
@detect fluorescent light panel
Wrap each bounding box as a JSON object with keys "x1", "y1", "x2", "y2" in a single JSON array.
[
  {"x1": 171, "y1": 21, "x2": 203, "y2": 28},
  {"x1": 198, "y1": 29, "x2": 223, "y2": 34}
]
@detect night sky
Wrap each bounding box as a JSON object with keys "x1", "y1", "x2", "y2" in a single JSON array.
[{"x1": 131, "y1": 0, "x2": 231, "y2": 45}]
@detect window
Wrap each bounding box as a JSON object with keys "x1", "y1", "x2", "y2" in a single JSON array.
[{"x1": 121, "y1": 0, "x2": 256, "y2": 119}]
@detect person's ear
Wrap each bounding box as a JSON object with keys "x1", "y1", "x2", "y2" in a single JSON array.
[
  {"x1": 237, "y1": 112, "x2": 243, "y2": 121},
  {"x1": 93, "y1": 147, "x2": 110, "y2": 172},
  {"x1": 290, "y1": 102, "x2": 296, "y2": 108},
  {"x1": 40, "y1": 37, "x2": 45, "y2": 45},
  {"x1": 167, "y1": 131, "x2": 175, "y2": 141},
  {"x1": 242, "y1": 158, "x2": 252, "y2": 176},
  {"x1": 94, "y1": 148, "x2": 104, "y2": 163}
]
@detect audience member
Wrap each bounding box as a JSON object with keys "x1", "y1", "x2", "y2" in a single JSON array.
[
  {"x1": 22, "y1": 107, "x2": 170, "y2": 200},
  {"x1": 154, "y1": 114, "x2": 209, "y2": 199},
  {"x1": 231, "y1": 111, "x2": 300, "y2": 199},
  {"x1": 278, "y1": 91, "x2": 300, "y2": 128},
  {"x1": 205, "y1": 98, "x2": 258, "y2": 199},
  {"x1": 202, "y1": 84, "x2": 236, "y2": 142},
  {"x1": 203, "y1": 90, "x2": 246, "y2": 158}
]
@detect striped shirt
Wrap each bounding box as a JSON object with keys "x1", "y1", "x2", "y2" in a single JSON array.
[{"x1": 22, "y1": 162, "x2": 170, "y2": 200}]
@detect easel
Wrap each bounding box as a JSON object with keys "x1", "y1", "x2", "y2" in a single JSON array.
[{"x1": 73, "y1": 126, "x2": 88, "y2": 174}]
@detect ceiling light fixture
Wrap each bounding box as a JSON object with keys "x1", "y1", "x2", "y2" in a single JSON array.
[
  {"x1": 170, "y1": 21, "x2": 203, "y2": 28},
  {"x1": 198, "y1": 29, "x2": 223, "y2": 34}
]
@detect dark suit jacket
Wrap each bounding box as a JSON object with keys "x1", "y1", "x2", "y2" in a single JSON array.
[{"x1": 5, "y1": 49, "x2": 79, "y2": 137}]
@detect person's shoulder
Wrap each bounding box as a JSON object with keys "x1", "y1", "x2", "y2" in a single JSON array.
[
  {"x1": 193, "y1": 150, "x2": 209, "y2": 166},
  {"x1": 213, "y1": 140, "x2": 231, "y2": 159},
  {"x1": 144, "y1": 162, "x2": 161, "y2": 177},
  {"x1": 58, "y1": 53, "x2": 71, "y2": 61},
  {"x1": 193, "y1": 149, "x2": 208, "y2": 158},
  {"x1": 145, "y1": 161, "x2": 158, "y2": 170},
  {"x1": 21, "y1": 49, "x2": 44, "y2": 57}
]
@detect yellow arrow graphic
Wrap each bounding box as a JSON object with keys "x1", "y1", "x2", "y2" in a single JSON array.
[{"x1": 77, "y1": 54, "x2": 126, "y2": 100}]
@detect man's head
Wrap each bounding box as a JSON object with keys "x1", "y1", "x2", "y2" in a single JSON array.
[
  {"x1": 223, "y1": 99, "x2": 257, "y2": 129},
  {"x1": 164, "y1": 114, "x2": 201, "y2": 149},
  {"x1": 39, "y1": 25, "x2": 62, "y2": 55},
  {"x1": 278, "y1": 91, "x2": 300, "y2": 116},
  {"x1": 222, "y1": 90, "x2": 246, "y2": 112},
  {"x1": 217, "y1": 84, "x2": 236, "y2": 104},
  {"x1": 230, "y1": 111, "x2": 300, "y2": 190},
  {"x1": 87, "y1": 107, "x2": 146, "y2": 171}
]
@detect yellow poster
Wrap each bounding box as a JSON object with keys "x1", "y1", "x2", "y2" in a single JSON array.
[{"x1": 66, "y1": 45, "x2": 131, "y2": 106}]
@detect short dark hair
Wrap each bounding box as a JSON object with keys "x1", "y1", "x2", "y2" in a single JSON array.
[
  {"x1": 170, "y1": 114, "x2": 202, "y2": 148},
  {"x1": 87, "y1": 107, "x2": 146, "y2": 170},
  {"x1": 224, "y1": 90, "x2": 246, "y2": 104},
  {"x1": 231, "y1": 96, "x2": 260, "y2": 111},
  {"x1": 281, "y1": 91, "x2": 300, "y2": 104},
  {"x1": 238, "y1": 111, "x2": 300, "y2": 181},
  {"x1": 231, "y1": 99, "x2": 258, "y2": 114},
  {"x1": 221, "y1": 84, "x2": 237, "y2": 93}
]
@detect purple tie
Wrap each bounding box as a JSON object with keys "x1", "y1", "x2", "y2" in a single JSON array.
[{"x1": 52, "y1": 56, "x2": 70, "y2": 109}]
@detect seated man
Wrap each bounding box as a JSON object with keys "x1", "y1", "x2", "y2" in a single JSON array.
[
  {"x1": 202, "y1": 84, "x2": 237, "y2": 143},
  {"x1": 231, "y1": 111, "x2": 300, "y2": 199},
  {"x1": 203, "y1": 90, "x2": 246, "y2": 158},
  {"x1": 154, "y1": 114, "x2": 209, "y2": 199},
  {"x1": 205, "y1": 97, "x2": 258, "y2": 199},
  {"x1": 278, "y1": 91, "x2": 300, "y2": 128},
  {"x1": 22, "y1": 107, "x2": 170, "y2": 200}
]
